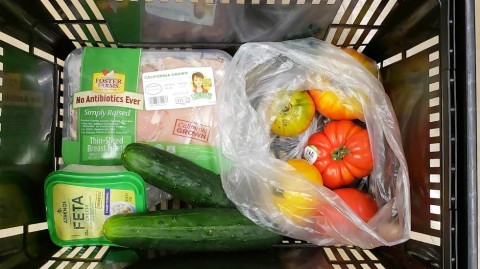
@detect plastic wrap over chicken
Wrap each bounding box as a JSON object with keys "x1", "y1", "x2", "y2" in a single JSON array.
[{"x1": 63, "y1": 48, "x2": 231, "y2": 175}]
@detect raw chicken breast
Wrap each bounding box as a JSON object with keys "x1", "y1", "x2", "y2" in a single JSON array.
[{"x1": 136, "y1": 52, "x2": 230, "y2": 146}]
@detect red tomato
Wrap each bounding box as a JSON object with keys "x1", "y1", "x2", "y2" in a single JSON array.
[
  {"x1": 304, "y1": 120, "x2": 373, "y2": 189},
  {"x1": 314, "y1": 188, "x2": 378, "y2": 236},
  {"x1": 333, "y1": 188, "x2": 378, "y2": 222}
]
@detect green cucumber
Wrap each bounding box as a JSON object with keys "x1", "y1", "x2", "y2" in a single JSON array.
[
  {"x1": 121, "y1": 143, "x2": 234, "y2": 208},
  {"x1": 103, "y1": 208, "x2": 283, "y2": 252}
]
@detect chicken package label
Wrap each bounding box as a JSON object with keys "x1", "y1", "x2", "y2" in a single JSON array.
[
  {"x1": 142, "y1": 67, "x2": 216, "y2": 110},
  {"x1": 63, "y1": 47, "x2": 142, "y2": 165}
]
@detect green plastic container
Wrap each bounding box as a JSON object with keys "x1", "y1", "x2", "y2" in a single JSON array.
[{"x1": 44, "y1": 165, "x2": 147, "y2": 247}]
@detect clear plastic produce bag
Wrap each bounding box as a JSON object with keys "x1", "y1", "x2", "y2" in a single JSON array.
[{"x1": 216, "y1": 38, "x2": 410, "y2": 249}]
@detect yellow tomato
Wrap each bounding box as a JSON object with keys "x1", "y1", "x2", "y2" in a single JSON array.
[
  {"x1": 273, "y1": 188, "x2": 318, "y2": 224},
  {"x1": 272, "y1": 159, "x2": 323, "y2": 224},
  {"x1": 286, "y1": 159, "x2": 323, "y2": 185}
]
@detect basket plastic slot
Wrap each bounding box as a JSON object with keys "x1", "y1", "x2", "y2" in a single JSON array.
[
  {"x1": 430, "y1": 128, "x2": 440, "y2": 137},
  {"x1": 34, "y1": 48, "x2": 55, "y2": 63},
  {"x1": 429, "y1": 97, "x2": 440, "y2": 107},
  {"x1": 430, "y1": 174, "x2": 440, "y2": 183},
  {"x1": 81, "y1": 246, "x2": 97, "y2": 259},
  {"x1": 55, "y1": 0, "x2": 89, "y2": 41},
  {"x1": 0, "y1": 222, "x2": 48, "y2": 239},
  {"x1": 406, "y1": 36, "x2": 440, "y2": 58},
  {"x1": 0, "y1": 226, "x2": 23, "y2": 238},
  {"x1": 429, "y1": 66, "x2": 440, "y2": 77},
  {"x1": 28, "y1": 222, "x2": 48, "y2": 232},
  {"x1": 85, "y1": 0, "x2": 104, "y2": 19},
  {"x1": 349, "y1": 248, "x2": 365, "y2": 261},
  {"x1": 430, "y1": 189, "x2": 441, "y2": 199},
  {"x1": 430, "y1": 159, "x2": 440, "y2": 168},
  {"x1": 430, "y1": 205, "x2": 441, "y2": 215},
  {"x1": 82, "y1": 0, "x2": 115, "y2": 44},
  {"x1": 431, "y1": 220, "x2": 441, "y2": 230},
  {"x1": 61, "y1": 247, "x2": 82, "y2": 259},
  {"x1": 409, "y1": 231, "x2": 441, "y2": 246},
  {"x1": 326, "y1": 28, "x2": 338, "y2": 44},
  {"x1": 429, "y1": 51, "x2": 440, "y2": 62},
  {"x1": 429, "y1": 82, "x2": 440, "y2": 92},
  {"x1": 373, "y1": 0, "x2": 396, "y2": 26},
  {"x1": 56, "y1": 261, "x2": 72, "y2": 269},
  {"x1": 429, "y1": 113, "x2": 440, "y2": 122},
  {"x1": 357, "y1": 45, "x2": 366, "y2": 52},
  {"x1": 362, "y1": 249, "x2": 378, "y2": 261},
  {"x1": 94, "y1": 246, "x2": 110, "y2": 260},
  {"x1": 40, "y1": 0, "x2": 76, "y2": 42},
  {"x1": 382, "y1": 53, "x2": 402, "y2": 67},
  {"x1": 361, "y1": 0, "x2": 382, "y2": 25},
  {"x1": 324, "y1": 247, "x2": 337, "y2": 261},
  {"x1": 52, "y1": 247, "x2": 69, "y2": 258},
  {"x1": 337, "y1": 248, "x2": 351, "y2": 261},
  {"x1": 39, "y1": 260, "x2": 56, "y2": 269},
  {"x1": 66, "y1": 0, "x2": 104, "y2": 43},
  {"x1": 362, "y1": 29, "x2": 378, "y2": 45},
  {"x1": 350, "y1": 29, "x2": 364, "y2": 45},
  {"x1": 336, "y1": 0, "x2": 365, "y2": 45},
  {"x1": 430, "y1": 143, "x2": 440, "y2": 153},
  {"x1": 71, "y1": 262, "x2": 85, "y2": 269},
  {"x1": 0, "y1": 31, "x2": 28, "y2": 52}
]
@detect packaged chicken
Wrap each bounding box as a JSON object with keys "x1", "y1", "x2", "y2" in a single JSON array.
[{"x1": 63, "y1": 47, "x2": 231, "y2": 174}]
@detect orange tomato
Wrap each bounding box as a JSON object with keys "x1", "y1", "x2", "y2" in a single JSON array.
[
  {"x1": 341, "y1": 47, "x2": 380, "y2": 79},
  {"x1": 308, "y1": 89, "x2": 363, "y2": 121}
]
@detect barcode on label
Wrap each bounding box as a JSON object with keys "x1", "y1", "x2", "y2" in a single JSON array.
[{"x1": 148, "y1": 96, "x2": 168, "y2": 106}]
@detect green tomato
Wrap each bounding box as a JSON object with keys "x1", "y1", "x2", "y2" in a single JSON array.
[{"x1": 271, "y1": 91, "x2": 316, "y2": 137}]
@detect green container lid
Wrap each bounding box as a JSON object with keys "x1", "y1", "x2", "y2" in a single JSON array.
[{"x1": 44, "y1": 165, "x2": 147, "y2": 247}]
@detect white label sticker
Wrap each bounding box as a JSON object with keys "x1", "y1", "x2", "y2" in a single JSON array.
[
  {"x1": 145, "y1": 1, "x2": 216, "y2": 27},
  {"x1": 142, "y1": 67, "x2": 216, "y2": 110},
  {"x1": 303, "y1": 146, "x2": 318, "y2": 164}
]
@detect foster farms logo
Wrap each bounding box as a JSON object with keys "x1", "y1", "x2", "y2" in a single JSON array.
[{"x1": 93, "y1": 70, "x2": 125, "y2": 94}]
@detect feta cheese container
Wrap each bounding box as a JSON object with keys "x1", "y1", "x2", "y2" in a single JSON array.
[{"x1": 44, "y1": 165, "x2": 147, "y2": 247}]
